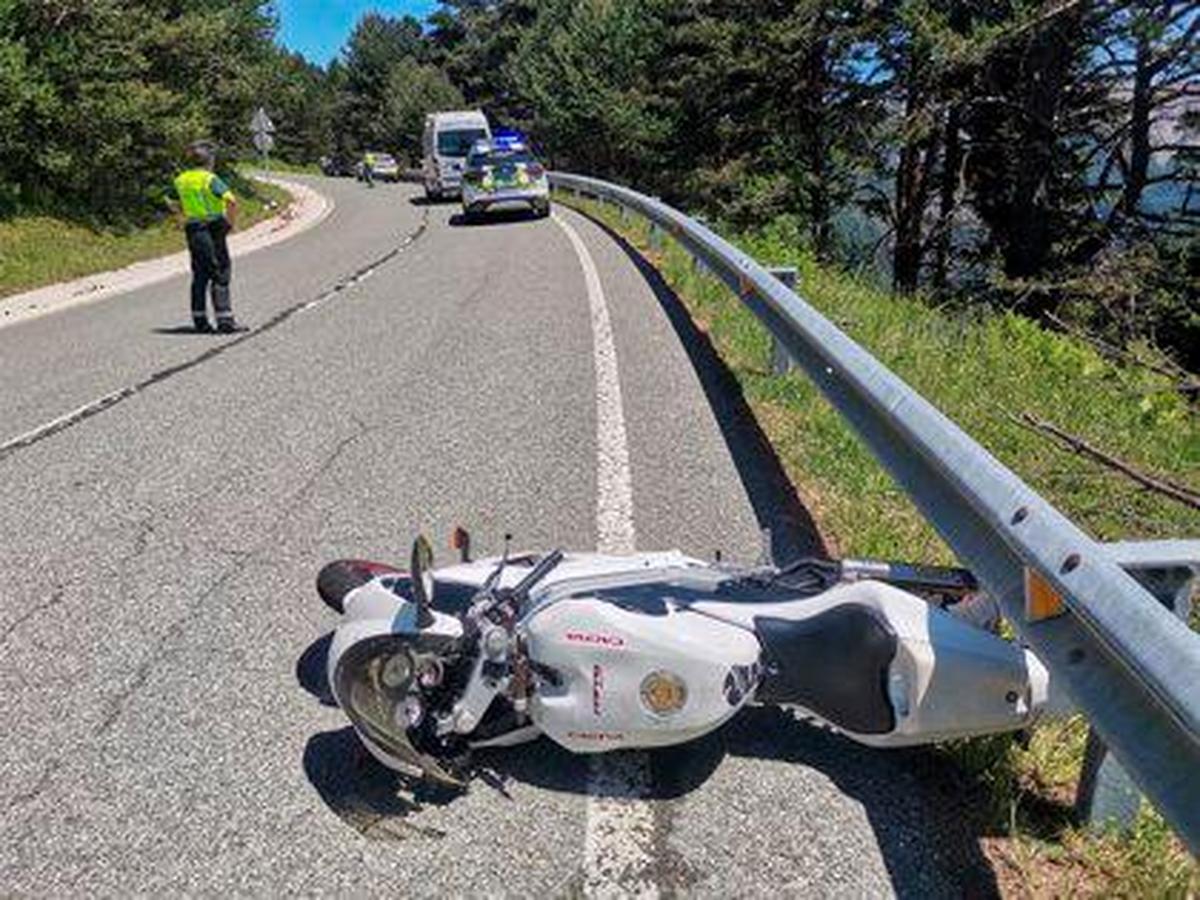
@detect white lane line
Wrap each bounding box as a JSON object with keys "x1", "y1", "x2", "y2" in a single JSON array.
[
  {"x1": 553, "y1": 211, "x2": 657, "y2": 899},
  {"x1": 553, "y1": 212, "x2": 635, "y2": 556}
]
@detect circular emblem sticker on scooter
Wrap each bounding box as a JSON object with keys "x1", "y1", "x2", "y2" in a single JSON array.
[{"x1": 640, "y1": 670, "x2": 687, "y2": 717}]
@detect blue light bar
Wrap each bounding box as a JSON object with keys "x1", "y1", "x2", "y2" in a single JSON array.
[{"x1": 492, "y1": 127, "x2": 528, "y2": 149}]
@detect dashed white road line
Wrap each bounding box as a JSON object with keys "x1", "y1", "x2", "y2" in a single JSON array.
[{"x1": 553, "y1": 211, "x2": 658, "y2": 898}]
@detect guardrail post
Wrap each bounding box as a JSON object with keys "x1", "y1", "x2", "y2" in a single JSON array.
[
  {"x1": 647, "y1": 197, "x2": 666, "y2": 249},
  {"x1": 768, "y1": 267, "x2": 799, "y2": 375},
  {"x1": 691, "y1": 216, "x2": 710, "y2": 275},
  {"x1": 1075, "y1": 563, "x2": 1197, "y2": 832}
]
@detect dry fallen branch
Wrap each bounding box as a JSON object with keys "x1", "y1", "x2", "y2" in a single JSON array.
[
  {"x1": 1043, "y1": 312, "x2": 1200, "y2": 396},
  {"x1": 1013, "y1": 411, "x2": 1200, "y2": 511}
]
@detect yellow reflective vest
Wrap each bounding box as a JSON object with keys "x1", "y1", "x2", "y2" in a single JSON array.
[{"x1": 174, "y1": 169, "x2": 231, "y2": 222}]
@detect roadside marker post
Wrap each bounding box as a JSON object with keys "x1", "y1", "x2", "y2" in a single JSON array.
[{"x1": 250, "y1": 107, "x2": 275, "y2": 165}]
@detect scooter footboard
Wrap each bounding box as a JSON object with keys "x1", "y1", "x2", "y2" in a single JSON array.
[{"x1": 746, "y1": 581, "x2": 1050, "y2": 746}]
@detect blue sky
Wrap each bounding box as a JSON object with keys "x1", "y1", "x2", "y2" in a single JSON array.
[{"x1": 276, "y1": 0, "x2": 441, "y2": 66}]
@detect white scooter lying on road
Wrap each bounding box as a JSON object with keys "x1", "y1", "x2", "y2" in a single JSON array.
[{"x1": 321, "y1": 534, "x2": 1050, "y2": 786}]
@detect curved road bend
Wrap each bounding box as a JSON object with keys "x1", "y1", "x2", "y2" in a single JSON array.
[{"x1": 0, "y1": 177, "x2": 993, "y2": 896}]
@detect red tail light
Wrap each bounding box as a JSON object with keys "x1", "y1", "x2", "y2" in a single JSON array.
[{"x1": 527, "y1": 163, "x2": 545, "y2": 179}]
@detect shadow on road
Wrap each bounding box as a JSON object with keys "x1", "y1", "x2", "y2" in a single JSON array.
[
  {"x1": 295, "y1": 631, "x2": 336, "y2": 707},
  {"x1": 581, "y1": 215, "x2": 828, "y2": 566},
  {"x1": 293, "y1": 210, "x2": 1000, "y2": 890},
  {"x1": 297, "y1": 633, "x2": 1000, "y2": 895},
  {"x1": 447, "y1": 210, "x2": 547, "y2": 228},
  {"x1": 303, "y1": 727, "x2": 459, "y2": 842},
  {"x1": 679, "y1": 707, "x2": 1003, "y2": 899},
  {"x1": 151, "y1": 325, "x2": 215, "y2": 336}
]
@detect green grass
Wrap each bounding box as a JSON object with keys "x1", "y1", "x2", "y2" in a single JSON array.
[
  {"x1": 0, "y1": 175, "x2": 291, "y2": 299},
  {"x1": 559, "y1": 192, "x2": 1200, "y2": 895}
]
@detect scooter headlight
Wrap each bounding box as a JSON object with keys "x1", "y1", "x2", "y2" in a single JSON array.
[
  {"x1": 380, "y1": 652, "x2": 413, "y2": 690},
  {"x1": 332, "y1": 633, "x2": 463, "y2": 786}
]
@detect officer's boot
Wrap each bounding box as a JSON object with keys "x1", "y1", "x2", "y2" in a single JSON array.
[{"x1": 212, "y1": 284, "x2": 239, "y2": 333}]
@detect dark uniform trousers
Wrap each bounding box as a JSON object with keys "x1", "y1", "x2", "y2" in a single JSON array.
[{"x1": 185, "y1": 218, "x2": 233, "y2": 325}]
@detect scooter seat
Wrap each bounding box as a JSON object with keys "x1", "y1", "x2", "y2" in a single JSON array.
[{"x1": 754, "y1": 603, "x2": 897, "y2": 734}]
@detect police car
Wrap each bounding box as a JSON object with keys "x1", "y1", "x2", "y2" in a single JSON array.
[
  {"x1": 359, "y1": 152, "x2": 400, "y2": 182},
  {"x1": 461, "y1": 132, "x2": 550, "y2": 220}
]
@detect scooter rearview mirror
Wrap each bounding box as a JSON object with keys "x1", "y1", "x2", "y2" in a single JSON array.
[{"x1": 409, "y1": 534, "x2": 436, "y2": 628}]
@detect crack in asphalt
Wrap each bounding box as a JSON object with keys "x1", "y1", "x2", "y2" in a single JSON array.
[
  {"x1": 0, "y1": 584, "x2": 64, "y2": 648},
  {"x1": 9, "y1": 759, "x2": 63, "y2": 808},
  {"x1": 94, "y1": 417, "x2": 377, "y2": 739},
  {"x1": 0, "y1": 211, "x2": 428, "y2": 465}
]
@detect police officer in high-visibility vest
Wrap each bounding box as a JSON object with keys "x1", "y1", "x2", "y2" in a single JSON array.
[{"x1": 174, "y1": 142, "x2": 240, "y2": 333}]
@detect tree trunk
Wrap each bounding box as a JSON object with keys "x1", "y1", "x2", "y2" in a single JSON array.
[
  {"x1": 1003, "y1": 3, "x2": 1085, "y2": 287},
  {"x1": 932, "y1": 104, "x2": 963, "y2": 291},
  {"x1": 893, "y1": 63, "x2": 938, "y2": 293},
  {"x1": 1119, "y1": 27, "x2": 1153, "y2": 220},
  {"x1": 805, "y1": 32, "x2": 832, "y2": 259}
]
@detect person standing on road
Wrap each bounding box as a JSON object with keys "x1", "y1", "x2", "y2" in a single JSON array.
[{"x1": 174, "y1": 142, "x2": 240, "y2": 333}]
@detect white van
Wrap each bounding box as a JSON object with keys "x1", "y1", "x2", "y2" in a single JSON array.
[{"x1": 422, "y1": 110, "x2": 491, "y2": 200}]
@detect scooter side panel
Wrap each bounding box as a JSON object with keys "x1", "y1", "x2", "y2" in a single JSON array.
[{"x1": 523, "y1": 598, "x2": 760, "y2": 752}]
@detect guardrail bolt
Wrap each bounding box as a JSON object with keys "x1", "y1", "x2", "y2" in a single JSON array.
[
  {"x1": 768, "y1": 267, "x2": 800, "y2": 375},
  {"x1": 1062, "y1": 553, "x2": 1081, "y2": 573},
  {"x1": 1011, "y1": 506, "x2": 1029, "y2": 525}
]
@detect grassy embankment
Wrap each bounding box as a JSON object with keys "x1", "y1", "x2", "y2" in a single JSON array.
[
  {"x1": 560, "y1": 193, "x2": 1200, "y2": 896},
  {"x1": 0, "y1": 174, "x2": 291, "y2": 299}
]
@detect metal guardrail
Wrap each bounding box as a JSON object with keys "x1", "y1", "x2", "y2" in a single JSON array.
[{"x1": 549, "y1": 172, "x2": 1200, "y2": 852}]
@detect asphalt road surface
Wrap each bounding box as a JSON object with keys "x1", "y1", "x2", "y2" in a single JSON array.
[{"x1": 0, "y1": 177, "x2": 998, "y2": 896}]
